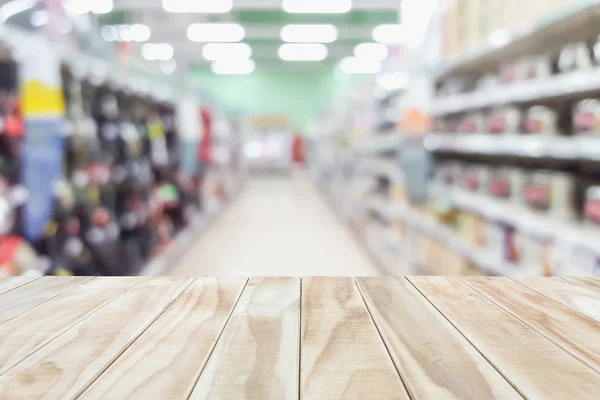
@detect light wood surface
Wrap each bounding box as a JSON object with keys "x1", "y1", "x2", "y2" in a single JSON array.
[
  {"x1": 463, "y1": 277, "x2": 600, "y2": 374},
  {"x1": 409, "y1": 276, "x2": 600, "y2": 399},
  {"x1": 562, "y1": 277, "x2": 600, "y2": 294},
  {"x1": 190, "y1": 277, "x2": 301, "y2": 400},
  {"x1": 0, "y1": 277, "x2": 193, "y2": 399},
  {"x1": 357, "y1": 277, "x2": 520, "y2": 399},
  {"x1": 0, "y1": 276, "x2": 598, "y2": 399},
  {"x1": 0, "y1": 277, "x2": 141, "y2": 374},
  {"x1": 514, "y1": 277, "x2": 600, "y2": 323},
  {"x1": 301, "y1": 277, "x2": 409, "y2": 399},
  {"x1": 0, "y1": 276, "x2": 39, "y2": 295},
  {"x1": 0, "y1": 276, "x2": 91, "y2": 325},
  {"x1": 80, "y1": 277, "x2": 247, "y2": 400}
]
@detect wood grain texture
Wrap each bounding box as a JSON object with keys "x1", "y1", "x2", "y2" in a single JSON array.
[
  {"x1": 0, "y1": 276, "x2": 39, "y2": 295},
  {"x1": 357, "y1": 277, "x2": 520, "y2": 400},
  {"x1": 0, "y1": 276, "x2": 91, "y2": 325},
  {"x1": 190, "y1": 277, "x2": 300, "y2": 400},
  {"x1": 301, "y1": 277, "x2": 409, "y2": 400},
  {"x1": 513, "y1": 277, "x2": 600, "y2": 323},
  {"x1": 409, "y1": 276, "x2": 600, "y2": 399},
  {"x1": 562, "y1": 277, "x2": 600, "y2": 294},
  {"x1": 0, "y1": 277, "x2": 143, "y2": 374},
  {"x1": 0, "y1": 277, "x2": 194, "y2": 400},
  {"x1": 463, "y1": 277, "x2": 600, "y2": 374},
  {"x1": 79, "y1": 277, "x2": 248, "y2": 400}
]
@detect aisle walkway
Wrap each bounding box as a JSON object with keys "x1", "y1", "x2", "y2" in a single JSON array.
[{"x1": 170, "y1": 174, "x2": 382, "y2": 276}]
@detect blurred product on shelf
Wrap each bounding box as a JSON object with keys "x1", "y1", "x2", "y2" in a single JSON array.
[
  {"x1": 0, "y1": 26, "x2": 244, "y2": 277},
  {"x1": 312, "y1": 0, "x2": 600, "y2": 278}
]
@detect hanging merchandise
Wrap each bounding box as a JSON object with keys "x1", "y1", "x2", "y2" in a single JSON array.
[
  {"x1": 147, "y1": 109, "x2": 169, "y2": 166},
  {"x1": 198, "y1": 106, "x2": 213, "y2": 166},
  {"x1": 19, "y1": 37, "x2": 66, "y2": 242}
]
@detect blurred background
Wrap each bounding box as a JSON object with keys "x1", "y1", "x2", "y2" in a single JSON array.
[{"x1": 0, "y1": 0, "x2": 596, "y2": 277}]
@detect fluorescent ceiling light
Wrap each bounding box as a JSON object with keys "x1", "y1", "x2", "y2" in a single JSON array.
[
  {"x1": 142, "y1": 43, "x2": 174, "y2": 61},
  {"x1": 354, "y1": 43, "x2": 388, "y2": 62},
  {"x1": 188, "y1": 23, "x2": 245, "y2": 43},
  {"x1": 91, "y1": 0, "x2": 113, "y2": 14},
  {"x1": 130, "y1": 24, "x2": 151, "y2": 42},
  {"x1": 160, "y1": 60, "x2": 177, "y2": 74},
  {"x1": 102, "y1": 24, "x2": 151, "y2": 42},
  {"x1": 377, "y1": 72, "x2": 409, "y2": 90},
  {"x1": 283, "y1": 0, "x2": 351, "y2": 14},
  {"x1": 163, "y1": 0, "x2": 232, "y2": 13},
  {"x1": 280, "y1": 24, "x2": 338, "y2": 43},
  {"x1": 373, "y1": 24, "x2": 405, "y2": 44},
  {"x1": 202, "y1": 43, "x2": 252, "y2": 61},
  {"x1": 278, "y1": 43, "x2": 327, "y2": 61},
  {"x1": 211, "y1": 59, "x2": 255, "y2": 75},
  {"x1": 30, "y1": 10, "x2": 49, "y2": 27},
  {"x1": 339, "y1": 57, "x2": 380, "y2": 74},
  {"x1": 101, "y1": 25, "x2": 118, "y2": 42}
]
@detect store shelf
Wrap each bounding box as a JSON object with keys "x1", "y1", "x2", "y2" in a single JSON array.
[
  {"x1": 434, "y1": 66, "x2": 600, "y2": 115},
  {"x1": 359, "y1": 158, "x2": 404, "y2": 182},
  {"x1": 440, "y1": 187, "x2": 600, "y2": 255},
  {"x1": 436, "y1": 0, "x2": 600, "y2": 80},
  {"x1": 364, "y1": 198, "x2": 512, "y2": 276},
  {"x1": 425, "y1": 133, "x2": 600, "y2": 160}
]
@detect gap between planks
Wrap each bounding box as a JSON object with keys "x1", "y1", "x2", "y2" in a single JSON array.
[{"x1": 352, "y1": 278, "x2": 414, "y2": 399}]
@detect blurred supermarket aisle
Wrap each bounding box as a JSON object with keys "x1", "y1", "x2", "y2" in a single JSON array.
[{"x1": 170, "y1": 174, "x2": 382, "y2": 276}]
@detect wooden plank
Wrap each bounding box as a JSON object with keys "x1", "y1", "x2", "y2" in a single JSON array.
[
  {"x1": 0, "y1": 276, "x2": 39, "y2": 295},
  {"x1": 0, "y1": 276, "x2": 91, "y2": 325},
  {"x1": 513, "y1": 277, "x2": 600, "y2": 323},
  {"x1": 301, "y1": 277, "x2": 409, "y2": 399},
  {"x1": 0, "y1": 277, "x2": 144, "y2": 374},
  {"x1": 562, "y1": 277, "x2": 600, "y2": 294},
  {"x1": 0, "y1": 277, "x2": 194, "y2": 400},
  {"x1": 463, "y1": 277, "x2": 600, "y2": 374},
  {"x1": 79, "y1": 277, "x2": 248, "y2": 400},
  {"x1": 190, "y1": 277, "x2": 300, "y2": 399},
  {"x1": 357, "y1": 277, "x2": 520, "y2": 400},
  {"x1": 409, "y1": 276, "x2": 600, "y2": 399}
]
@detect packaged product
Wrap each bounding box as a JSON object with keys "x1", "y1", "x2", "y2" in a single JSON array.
[
  {"x1": 557, "y1": 42, "x2": 593, "y2": 73},
  {"x1": 509, "y1": 168, "x2": 526, "y2": 205},
  {"x1": 457, "y1": 112, "x2": 485, "y2": 133},
  {"x1": 522, "y1": 106, "x2": 558, "y2": 135},
  {"x1": 584, "y1": 185, "x2": 600, "y2": 227},
  {"x1": 550, "y1": 173, "x2": 576, "y2": 221},
  {"x1": 514, "y1": 232, "x2": 552, "y2": 275},
  {"x1": 489, "y1": 168, "x2": 512, "y2": 199},
  {"x1": 488, "y1": 107, "x2": 521, "y2": 133},
  {"x1": 524, "y1": 171, "x2": 552, "y2": 212},
  {"x1": 573, "y1": 98, "x2": 600, "y2": 135}
]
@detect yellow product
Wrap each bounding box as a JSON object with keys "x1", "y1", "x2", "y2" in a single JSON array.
[
  {"x1": 458, "y1": 212, "x2": 486, "y2": 248},
  {"x1": 147, "y1": 121, "x2": 166, "y2": 140},
  {"x1": 21, "y1": 81, "x2": 66, "y2": 116}
]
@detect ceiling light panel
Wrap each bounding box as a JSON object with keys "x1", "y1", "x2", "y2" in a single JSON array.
[
  {"x1": 202, "y1": 43, "x2": 252, "y2": 61},
  {"x1": 373, "y1": 24, "x2": 405, "y2": 44},
  {"x1": 280, "y1": 24, "x2": 338, "y2": 43},
  {"x1": 283, "y1": 0, "x2": 351, "y2": 14},
  {"x1": 188, "y1": 23, "x2": 245, "y2": 43},
  {"x1": 211, "y1": 59, "x2": 255, "y2": 75},
  {"x1": 354, "y1": 43, "x2": 388, "y2": 62},
  {"x1": 141, "y1": 43, "x2": 174, "y2": 61},
  {"x1": 278, "y1": 43, "x2": 328, "y2": 61},
  {"x1": 163, "y1": 0, "x2": 232, "y2": 13},
  {"x1": 339, "y1": 56, "x2": 380, "y2": 74}
]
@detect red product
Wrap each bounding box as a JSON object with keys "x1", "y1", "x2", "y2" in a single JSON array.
[{"x1": 198, "y1": 107, "x2": 212, "y2": 164}]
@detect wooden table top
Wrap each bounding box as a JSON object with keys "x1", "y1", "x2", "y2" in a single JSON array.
[{"x1": 0, "y1": 276, "x2": 599, "y2": 399}]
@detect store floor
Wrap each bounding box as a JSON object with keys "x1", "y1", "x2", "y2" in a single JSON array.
[{"x1": 169, "y1": 174, "x2": 383, "y2": 276}]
